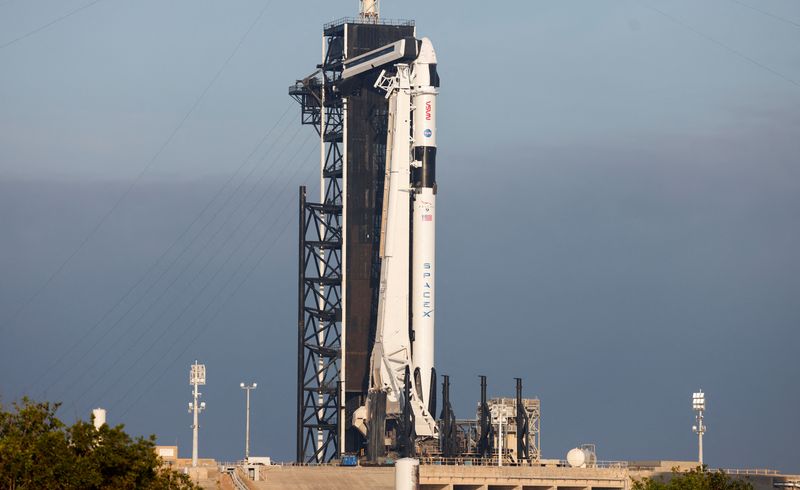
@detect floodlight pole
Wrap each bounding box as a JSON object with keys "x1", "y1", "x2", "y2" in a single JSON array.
[
  {"x1": 192, "y1": 378, "x2": 199, "y2": 466},
  {"x1": 696, "y1": 410, "x2": 705, "y2": 465},
  {"x1": 189, "y1": 360, "x2": 207, "y2": 468},
  {"x1": 698, "y1": 426, "x2": 703, "y2": 465},
  {"x1": 240, "y1": 382, "x2": 257, "y2": 461},
  {"x1": 491, "y1": 404, "x2": 511, "y2": 467},
  {"x1": 692, "y1": 390, "x2": 706, "y2": 467}
]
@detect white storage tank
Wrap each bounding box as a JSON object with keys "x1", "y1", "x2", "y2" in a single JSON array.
[
  {"x1": 92, "y1": 408, "x2": 106, "y2": 430},
  {"x1": 395, "y1": 458, "x2": 419, "y2": 490},
  {"x1": 566, "y1": 445, "x2": 597, "y2": 468}
]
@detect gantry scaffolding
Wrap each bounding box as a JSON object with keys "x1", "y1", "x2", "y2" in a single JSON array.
[
  {"x1": 291, "y1": 22, "x2": 345, "y2": 463},
  {"x1": 290, "y1": 17, "x2": 415, "y2": 463},
  {"x1": 454, "y1": 398, "x2": 541, "y2": 464}
]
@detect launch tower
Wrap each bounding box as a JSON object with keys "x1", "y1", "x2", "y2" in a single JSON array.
[
  {"x1": 289, "y1": 4, "x2": 537, "y2": 467},
  {"x1": 290, "y1": 11, "x2": 416, "y2": 463}
]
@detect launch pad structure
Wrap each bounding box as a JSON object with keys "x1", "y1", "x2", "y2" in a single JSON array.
[
  {"x1": 290, "y1": 5, "x2": 539, "y2": 465},
  {"x1": 290, "y1": 14, "x2": 416, "y2": 463}
]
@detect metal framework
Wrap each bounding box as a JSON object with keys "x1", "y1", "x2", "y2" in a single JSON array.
[
  {"x1": 291, "y1": 17, "x2": 416, "y2": 462},
  {"x1": 486, "y1": 397, "x2": 541, "y2": 463},
  {"x1": 291, "y1": 24, "x2": 346, "y2": 462},
  {"x1": 451, "y1": 377, "x2": 541, "y2": 464}
]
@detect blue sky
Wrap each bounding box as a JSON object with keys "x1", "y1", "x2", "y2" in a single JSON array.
[{"x1": 1, "y1": 0, "x2": 799, "y2": 472}]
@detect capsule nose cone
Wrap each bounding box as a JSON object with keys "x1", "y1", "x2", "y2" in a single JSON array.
[{"x1": 417, "y1": 37, "x2": 437, "y2": 64}]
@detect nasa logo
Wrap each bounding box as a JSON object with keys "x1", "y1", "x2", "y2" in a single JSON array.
[
  {"x1": 425, "y1": 101, "x2": 432, "y2": 121},
  {"x1": 424, "y1": 129, "x2": 432, "y2": 138}
]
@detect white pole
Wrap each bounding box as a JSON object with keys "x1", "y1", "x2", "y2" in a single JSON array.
[
  {"x1": 240, "y1": 382, "x2": 257, "y2": 461},
  {"x1": 394, "y1": 458, "x2": 419, "y2": 490},
  {"x1": 698, "y1": 428, "x2": 703, "y2": 466},
  {"x1": 498, "y1": 416, "x2": 503, "y2": 467},
  {"x1": 692, "y1": 390, "x2": 706, "y2": 468},
  {"x1": 189, "y1": 361, "x2": 206, "y2": 468},
  {"x1": 316, "y1": 32, "x2": 327, "y2": 457},
  {"x1": 697, "y1": 408, "x2": 704, "y2": 465},
  {"x1": 245, "y1": 388, "x2": 251, "y2": 460},
  {"x1": 192, "y1": 381, "x2": 199, "y2": 467}
]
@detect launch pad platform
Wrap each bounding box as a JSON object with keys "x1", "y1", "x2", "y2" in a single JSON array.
[{"x1": 241, "y1": 460, "x2": 798, "y2": 490}]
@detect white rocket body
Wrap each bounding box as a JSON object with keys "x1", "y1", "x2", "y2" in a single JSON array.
[
  {"x1": 410, "y1": 38, "x2": 438, "y2": 410},
  {"x1": 351, "y1": 35, "x2": 441, "y2": 441},
  {"x1": 369, "y1": 63, "x2": 438, "y2": 437},
  {"x1": 411, "y1": 189, "x2": 434, "y2": 401}
]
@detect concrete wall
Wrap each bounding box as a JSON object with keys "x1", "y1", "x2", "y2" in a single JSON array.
[
  {"x1": 253, "y1": 466, "x2": 395, "y2": 489},
  {"x1": 244, "y1": 462, "x2": 799, "y2": 490},
  {"x1": 420, "y1": 465, "x2": 628, "y2": 490}
]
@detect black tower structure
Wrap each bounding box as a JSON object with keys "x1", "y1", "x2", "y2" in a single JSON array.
[
  {"x1": 291, "y1": 17, "x2": 415, "y2": 463},
  {"x1": 439, "y1": 375, "x2": 458, "y2": 458},
  {"x1": 515, "y1": 378, "x2": 531, "y2": 464},
  {"x1": 477, "y1": 375, "x2": 494, "y2": 459}
]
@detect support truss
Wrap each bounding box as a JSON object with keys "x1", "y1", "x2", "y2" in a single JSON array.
[{"x1": 291, "y1": 24, "x2": 345, "y2": 463}]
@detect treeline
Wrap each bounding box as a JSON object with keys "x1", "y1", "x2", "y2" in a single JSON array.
[
  {"x1": 633, "y1": 466, "x2": 755, "y2": 490},
  {"x1": 0, "y1": 398, "x2": 197, "y2": 490}
]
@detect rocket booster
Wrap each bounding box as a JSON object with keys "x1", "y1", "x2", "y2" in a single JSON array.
[
  {"x1": 411, "y1": 38, "x2": 439, "y2": 410},
  {"x1": 350, "y1": 35, "x2": 441, "y2": 439}
]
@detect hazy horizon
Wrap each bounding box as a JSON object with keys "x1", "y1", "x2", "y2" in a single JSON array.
[{"x1": 1, "y1": 0, "x2": 798, "y2": 472}]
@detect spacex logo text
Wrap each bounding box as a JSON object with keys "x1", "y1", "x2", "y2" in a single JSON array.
[{"x1": 422, "y1": 262, "x2": 433, "y2": 318}]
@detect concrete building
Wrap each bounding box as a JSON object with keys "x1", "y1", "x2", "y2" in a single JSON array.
[{"x1": 241, "y1": 461, "x2": 799, "y2": 490}]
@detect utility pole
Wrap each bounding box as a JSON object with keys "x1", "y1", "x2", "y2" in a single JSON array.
[
  {"x1": 692, "y1": 390, "x2": 706, "y2": 466},
  {"x1": 240, "y1": 382, "x2": 257, "y2": 461},
  {"x1": 189, "y1": 361, "x2": 206, "y2": 468}
]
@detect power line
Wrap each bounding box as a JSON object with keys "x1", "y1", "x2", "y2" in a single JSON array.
[
  {"x1": 637, "y1": 0, "x2": 800, "y2": 89},
  {"x1": 33, "y1": 103, "x2": 294, "y2": 397},
  {"x1": 0, "y1": 0, "x2": 106, "y2": 50},
  {"x1": 1, "y1": 0, "x2": 276, "y2": 333},
  {"x1": 110, "y1": 143, "x2": 317, "y2": 399},
  {"x1": 109, "y1": 148, "x2": 318, "y2": 415},
  {"x1": 726, "y1": 0, "x2": 800, "y2": 29},
  {"x1": 55, "y1": 128, "x2": 313, "y2": 403},
  {"x1": 70, "y1": 133, "x2": 316, "y2": 407},
  {"x1": 30, "y1": 102, "x2": 294, "y2": 395},
  {"x1": 117, "y1": 159, "x2": 318, "y2": 419}
]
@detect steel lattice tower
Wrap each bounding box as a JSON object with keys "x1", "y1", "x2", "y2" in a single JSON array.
[
  {"x1": 290, "y1": 22, "x2": 345, "y2": 462},
  {"x1": 291, "y1": 17, "x2": 415, "y2": 463}
]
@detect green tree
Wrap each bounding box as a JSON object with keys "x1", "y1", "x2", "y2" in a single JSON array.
[
  {"x1": 0, "y1": 397, "x2": 198, "y2": 490},
  {"x1": 633, "y1": 466, "x2": 754, "y2": 490}
]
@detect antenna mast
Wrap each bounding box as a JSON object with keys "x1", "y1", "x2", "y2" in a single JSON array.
[
  {"x1": 692, "y1": 390, "x2": 706, "y2": 466},
  {"x1": 189, "y1": 360, "x2": 207, "y2": 467}
]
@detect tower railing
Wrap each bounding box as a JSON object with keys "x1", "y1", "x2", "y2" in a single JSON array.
[{"x1": 323, "y1": 17, "x2": 414, "y2": 30}]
